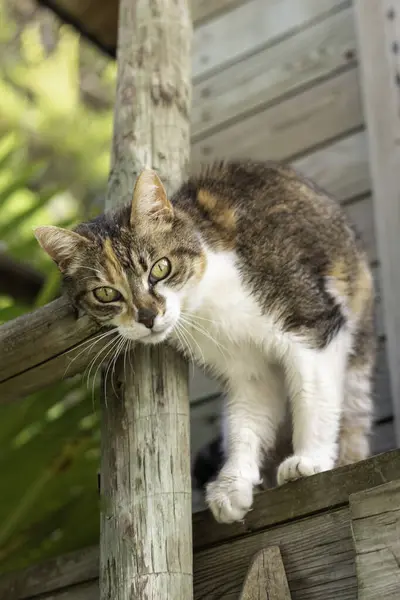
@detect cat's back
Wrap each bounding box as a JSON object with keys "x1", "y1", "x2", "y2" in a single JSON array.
[{"x1": 173, "y1": 160, "x2": 372, "y2": 348}]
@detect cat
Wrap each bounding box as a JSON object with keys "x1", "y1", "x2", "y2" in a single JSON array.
[{"x1": 34, "y1": 161, "x2": 375, "y2": 524}]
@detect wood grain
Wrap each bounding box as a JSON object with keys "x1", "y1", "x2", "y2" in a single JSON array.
[
  {"x1": 193, "y1": 0, "x2": 349, "y2": 80},
  {"x1": 192, "y1": 450, "x2": 400, "y2": 552},
  {"x1": 192, "y1": 7, "x2": 356, "y2": 138},
  {"x1": 35, "y1": 581, "x2": 99, "y2": 599},
  {"x1": 2, "y1": 450, "x2": 399, "y2": 599},
  {"x1": 192, "y1": 69, "x2": 362, "y2": 168},
  {"x1": 354, "y1": 0, "x2": 400, "y2": 445},
  {"x1": 350, "y1": 480, "x2": 400, "y2": 599},
  {"x1": 194, "y1": 508, "x2": 355, "y2": 600},
  {"x1": 239, "y1": 547, "x2": 292, "y2": 599},
  {"x1": 99, "y1": 0, "x2": 192, "y2": 598},
  {"x1": 193, "y1": 0, "x2": 247, "y2": 26}
]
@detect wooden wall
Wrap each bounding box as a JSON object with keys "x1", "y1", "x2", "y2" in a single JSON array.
[{"x1": 187, "y1": 0, "x2": 397, "y2": 488}]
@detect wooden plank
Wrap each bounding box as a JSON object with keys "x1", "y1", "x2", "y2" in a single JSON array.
[
  {"x1": 36, "y1": 581, "x2": 98, "y2": 599},
  {"x1": 191, "y1": 69, "x2": 362, "y2": 168},
  {"x1": 192, "y1": 449, "x2": 400, "y2": 552},
  {"x1": 192, "y1": 7, "x2": 357, "y2": 138},
  {"x1": 350, "y1": 480, "x2": 400, "y2": 599},
  {"x1": 193, "y1": 0, "x2": 349, "y2": 80},
  {"x1": 193, "y1": 0, "x2": 247, "y2": 26},
  {"x1": 0, "y1": 298, "x2": 106, "y2": 402},
  {"x1": 194, "y1": 508, "x2": 356, "y2": 600},
  {"x1": 293, "y1": 131, "x2": 370, "y2": 203},
  {"x1": 2, "y1": 451, "x2": 400, "y2": 598},
  {"x1": 239, "y1": 547, "x2": 292, "y2": 600},
  {"x1": 354, "y1": 0, "x2": 400, "y2": 444},
  {"x1": 0, "y1": 546, "x2": 99, "y2": 599}
]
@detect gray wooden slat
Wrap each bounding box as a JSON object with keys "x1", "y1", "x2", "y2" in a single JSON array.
[
  {"x1": 194, "y1": 508, "x2": 355, "y2": 600},
  {"x1": 350, "y1": 480, "x2": 400, "y2": 599},
  {"x1": 192, "y1": 7, "x2": 357, "y2": 138},
  {"x1": 292, "y1": 131, "x2": 370, "y2": 203},
  {"x1": 191, "y1": 69, "x2": 362, "y2": 168},
  {"x1": 193, "y1": 0, "x2": 247, "y2": 26},
  {"x1": 354, "y1": 0, "x2": 400, "y2": 446},
  {"x1": 193, "y1": 0, "x2": 349, "y2": 79}
]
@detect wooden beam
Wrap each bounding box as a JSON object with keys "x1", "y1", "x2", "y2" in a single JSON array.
[
  {"x1": 350, "y1": 480, "x2": 400, "y2": 599},
  {"x1": 239, "y1": 547, "x2": 292, "y2": 599},
  {"x1": 99, "y1": 1, "x2": 192, "y2": 599},
  {"x1": 354, "y1": 0, "x2": 400, "y2": 444},
  {"x1": 0, "y1": 297, "x2": 105, "y2": 402},
  {"x1": 2, "y1": 450, "x2": 400, "y2": 600}
]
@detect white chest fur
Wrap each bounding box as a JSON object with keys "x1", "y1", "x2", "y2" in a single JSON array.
[{"x1": 174, "y1": 250, "x2": 289, "y2": 382}]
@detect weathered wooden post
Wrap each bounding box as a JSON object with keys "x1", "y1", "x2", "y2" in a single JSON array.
[{"x1": 99, "y1": 1, "x2": 192, "y2": 598}]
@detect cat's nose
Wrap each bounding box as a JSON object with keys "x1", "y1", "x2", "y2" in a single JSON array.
[{"x1": 137, "y1": 307, "x2": 156, "y2": 329}]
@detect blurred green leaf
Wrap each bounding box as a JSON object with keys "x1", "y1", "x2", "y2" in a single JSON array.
[{"x1": 0, "y1": 0, "x2": 116, "y2": 575}]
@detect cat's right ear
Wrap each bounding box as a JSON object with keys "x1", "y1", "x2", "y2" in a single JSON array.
[
  {"x1": 34, "y1": 226, "x2": 89, "y2": 272},
  {"x1": 130, "y1": 168, "x2": 172, "y2": 225}
]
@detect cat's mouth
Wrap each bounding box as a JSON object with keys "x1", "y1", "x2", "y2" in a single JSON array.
[{"x1": 141, "y1": 324, "x2": 174, "y2": 344}]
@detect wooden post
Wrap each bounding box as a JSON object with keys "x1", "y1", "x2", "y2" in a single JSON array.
[
  {"x1": 354, "y1": 1, "x2": 400, "y2": 443},
  {"x1": 99, "y1": 1, "x2": 192, "y2": 599}
]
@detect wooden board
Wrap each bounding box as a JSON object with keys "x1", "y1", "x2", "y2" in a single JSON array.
[
  {"x1": 354, "y1": 0, "x2": 400, "y2": 445},
  {"x1": 194, "y1": 508, "x2": 355, "y2": 599},
  {"x1": 191, "y1": 69, "x2": 362, "y2": 167},
  {"x1": 2, "y1": 451, "x2": 400, "y2": 599},
  {"x1": 239, "y1": 547, "x2": 292, "y2": 599},
  {"x1": 293, "y1": 131, "x2": 370, "y2": 203},
  {"x1": 350, "y1": 480, "x2": 400, "y2": 599},
  {"x1": 36, "y1": 581, "x2": 98, "y2": 599},
  {"x1": 193, "y1": 0, "x2": 350, "y2": 79},
  {"x1": 192, "y1": 7, "x2": 357, "y2": 138},
  {"x1": 193, "y1": 0, "x2": 247, "y2": 26}
]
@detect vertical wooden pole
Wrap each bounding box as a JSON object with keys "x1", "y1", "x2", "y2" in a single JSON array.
[
  {"x1": 99, "y1": 1, "x2": 193, "y2": 598},
  {"x1": 354, "y1": 1, "x2": 400, "y2": 444}
]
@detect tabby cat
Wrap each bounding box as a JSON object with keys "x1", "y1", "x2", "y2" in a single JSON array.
[{"x1": 35, "y1": 161, "x2": 375, "y2": 524}]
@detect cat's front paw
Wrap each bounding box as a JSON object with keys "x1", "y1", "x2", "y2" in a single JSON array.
[
  {"x1": 277, "y1": 455, "x2": 332, "y2": 486},
  {"x1": 206, "y1": 473, "x2": 254, "y2": 524}
]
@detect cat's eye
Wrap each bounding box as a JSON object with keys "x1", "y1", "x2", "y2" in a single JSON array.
[
  {"x1": 93, "y1": 286, "x2": 122, "y2": 303},
  {"x1": 149, "y1": 257, "x2": 171, "y2": 284}
]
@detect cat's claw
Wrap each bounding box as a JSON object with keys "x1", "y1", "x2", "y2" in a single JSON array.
[
  {"x1": 277, "y1": 454, "x2": 331, "y2": 486},
  {"x1": 206, "y1": 474, "x2": 254, "y2": 523}
]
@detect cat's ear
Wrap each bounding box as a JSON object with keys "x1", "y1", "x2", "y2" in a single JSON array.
[
  {"x1": 34, "y1": 226, "x2": 89, "y2": 272},
  {"x1": 130, "y1": 168, "x2": 172, "y2": 225}
]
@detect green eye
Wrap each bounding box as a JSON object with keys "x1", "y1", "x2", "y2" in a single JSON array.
[
  {"x1": 149, "y1": 257, "x2": 171, "y2": 283},
  {"x1": 93, "y1": 287, "x2": 122, "y2": 303}
]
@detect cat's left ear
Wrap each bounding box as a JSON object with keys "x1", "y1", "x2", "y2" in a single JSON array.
[
  {"x1": 34, "y1": 226, "x2": 89, "y2": 272},
  {"x1": 130, "y1": 169, "x2": 172, "y2": 225}
]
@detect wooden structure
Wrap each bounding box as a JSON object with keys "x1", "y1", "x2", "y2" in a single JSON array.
[
  {"x1": 1, "y1": 0, "x2": 400, "y2": 597},
  {"x1": 98, "y1": 0, "x2": 193, "y2": 598},
  {"x1": 1, "y1": 450, "x2": 400, "y2": 599}
]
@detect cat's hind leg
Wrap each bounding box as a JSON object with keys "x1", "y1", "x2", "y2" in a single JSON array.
[
  {"x1": 277, "y1": 327, "x2": 350, "y2": 486},
  {"x1": 337, "y1": 320, "x2": 374, "y2": 466},
  {"x1": 206, "y1": 364, "x2": 286, "y2": 523}
]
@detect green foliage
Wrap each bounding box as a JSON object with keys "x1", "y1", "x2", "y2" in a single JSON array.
[{"x1": 0, "y1": 0, "x2": 117, "y2": 575}]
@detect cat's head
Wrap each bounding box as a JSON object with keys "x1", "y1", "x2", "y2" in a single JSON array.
[{"x1": 34, "y1": 169, "x2": 206, "y2": 344}]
